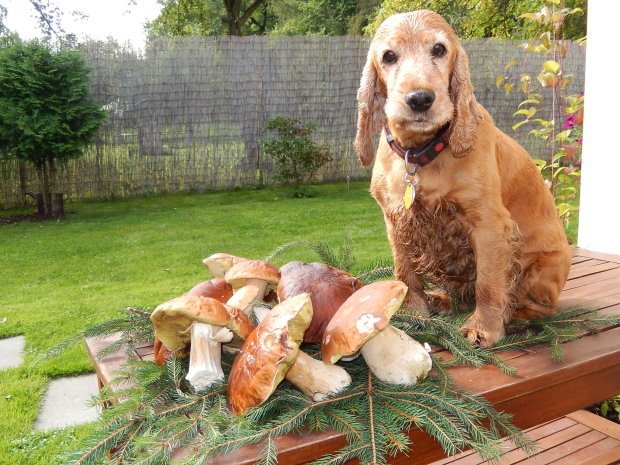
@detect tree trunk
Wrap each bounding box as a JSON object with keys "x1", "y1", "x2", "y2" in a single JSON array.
[
  {"x1": 36, "y1": 163, "x2": 51, "y2": 216},
  {"x1": 48, "y1": 158, "x2": 64, "y2": 218},
  {"x1": 18, "y1": 162, "x2": 28, "y2": 207}
]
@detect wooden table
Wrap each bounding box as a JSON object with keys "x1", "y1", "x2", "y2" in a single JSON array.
[{"x1": 85, "y1": 248, "x2": 620, "y2": 464}]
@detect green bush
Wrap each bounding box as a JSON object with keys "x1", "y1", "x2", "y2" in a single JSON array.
[{"x1": 260, "y1": 116, "x2": 331, "y2": 197}]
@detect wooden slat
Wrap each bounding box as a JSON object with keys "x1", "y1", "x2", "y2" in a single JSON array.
[
  {"x1": 563, "y1": 266, "x2": 620, "y2": 290},
  {"x1": 567, "y1": 259, "x2": 606, "y2": 272},
  {"x1": 567, "y1": 262, "x2": 620, "y2": 280},
  {"x1": 433, "y1": 417, "x2": 579, "y2": 465},
  {"x1": 549, "y1": 437, "x2": 620, "y2": 464},
  {"x1": 573, "y1": 248, "x2": 620, "y2": 264},
  {"x1": 566, "y1": 410, "x2": 620, "y2": 441},
  {"x1": 571, "y1": 256, "x2": 593, "y2": 265},
  {"x1": 575, "y1": 446, "x2": 620, "y2": 465}
]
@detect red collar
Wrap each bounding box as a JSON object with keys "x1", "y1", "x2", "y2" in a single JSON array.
[{"x1": 383, "y1": 123, "x2": 450, "y2": 167}]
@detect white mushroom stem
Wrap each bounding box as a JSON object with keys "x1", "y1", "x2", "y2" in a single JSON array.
[
  {"x1": 360, "y1": 325, "x2": 432, "y2": 385},
  {"x1": 226, "y1": 279, "x2": 268, "y2": 313},
  {"x1": 286, "y1": 352, "x2": 351, "y2": 401},
  {"x1": 185, "y1": 323, "x2": 233, "y2": 391},
  {"x1": 254, "y1": 307, "x2": 350, "y2": 400}
]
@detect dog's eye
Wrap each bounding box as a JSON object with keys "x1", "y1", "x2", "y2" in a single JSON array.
[
  {"x1": 431, "y1": 43, "x2": 446, "y2": 58},
  {"x1": 382, "y1": 50, "x2": 397, "y2": 64}
]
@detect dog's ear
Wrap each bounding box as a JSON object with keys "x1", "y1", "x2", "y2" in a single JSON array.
[
  {"x1": 354, "y1": 49, "x2": 386, "y2": 168},
  {"x1": 449, "y1": 45, "x2": 481, "y2": 157}
]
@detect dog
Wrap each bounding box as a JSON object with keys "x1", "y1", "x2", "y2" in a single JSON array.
[{"x1": 354, "y1": 10, "x2": 572, "y2": 347}]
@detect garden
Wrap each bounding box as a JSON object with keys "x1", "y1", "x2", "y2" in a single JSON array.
[{"x1": 1, "y1": 1, "x2": 620, "y2": 465}]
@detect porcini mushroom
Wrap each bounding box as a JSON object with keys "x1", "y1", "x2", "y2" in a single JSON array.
[
  {"x1": 152, "y1": 278, "x2": 233, "y2": 365},
  {"x1": 322, "y1": 280, "x2": 432, "y2": 385},
  {"x1": 152, "y1": 278, "x2": 234, "y2": 365},
  {"x1": 150, "y1": 294, "x2": 254, "y2": 390},
  {"x1": 228, "y1": 293, "x2": 351, "y2": 414},
  {"x1": 225, "y1": 259, "x2": 280, "y2": 313},
  {"x1": 277, "y1": 261, "x2": 362, "y2": 342},
  {"x1": 228, "y1": 293, "x2": 312, "y2": 414},
  {"x1": 202, "y1": 253, "x2": 248, "y2": 279}
]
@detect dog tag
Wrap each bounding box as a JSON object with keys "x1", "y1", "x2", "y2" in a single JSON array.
[{"x1": 403, "y1": 183, "x2": 415, "y2": 209}]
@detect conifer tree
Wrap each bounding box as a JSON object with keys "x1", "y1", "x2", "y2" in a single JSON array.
[{"x1": 0, "y1": 39, "x2": 106, "y2": 216}]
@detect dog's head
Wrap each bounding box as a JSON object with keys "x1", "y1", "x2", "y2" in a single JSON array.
[{"x1": 354, "y1": 10, "x2": 481, "y2": 167}]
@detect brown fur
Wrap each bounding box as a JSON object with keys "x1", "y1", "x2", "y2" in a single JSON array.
[{"x1": 355, "y1": 10, "x2": 572, "y2": 347}]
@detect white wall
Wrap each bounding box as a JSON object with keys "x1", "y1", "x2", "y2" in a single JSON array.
[{"x1": 577, "y1": 0, "x2": 620, "y2": 254}]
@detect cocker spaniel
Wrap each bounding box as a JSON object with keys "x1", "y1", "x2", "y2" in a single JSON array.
[{"x1": 354, "y1": 10, "x2": 572, "y2": 347}]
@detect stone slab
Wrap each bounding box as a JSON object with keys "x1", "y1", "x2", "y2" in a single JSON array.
[
  {"x1": 35, "y1": 374, "x2": 100, "y2": 431},
  {"x1": 0, "y1": 335, "x2": 25, "y2": 369}
]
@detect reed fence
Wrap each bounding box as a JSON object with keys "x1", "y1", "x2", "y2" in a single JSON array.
[{"x1": 0, "y1": 36, "x2": 585, "y2": 209}]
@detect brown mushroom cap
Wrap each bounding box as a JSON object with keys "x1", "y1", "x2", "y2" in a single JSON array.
[
  {"x1": 202, "y1": 253, "x2": 248, "y2": 279},
  {"x1": 225, "y1": 260, "x2": 280, "y2": 291},
  {"x1": 277, "y1": 261, "x2": 362, "y2": 342},
  {"x1": 185, "y1": 278, "x2": 233, "y2": 302},
  {"x1": 227, "y1": 293, "x2": 312, "y2": 415},
  {"x1": 150, "y1": 295, "x2": 254, "y2": 352},
  {"x1": 321, "y1": 280, "x2": 407, "y2": 364}
]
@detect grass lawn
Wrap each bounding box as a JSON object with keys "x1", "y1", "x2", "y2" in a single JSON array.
[
  {"x1": 0, "y1": 181, "x2": 391, "y2": 465},
  {"x1": 0, "y1": 180, "x2": 579, "y2": 465}
]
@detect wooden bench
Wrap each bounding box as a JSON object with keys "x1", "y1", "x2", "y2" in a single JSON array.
[
  {"x1": 85, "y1": 247, "x2": 620, "y2": 464},
  {"x1": 433, "y1": 410, "x2": 620, "y2": 465}
]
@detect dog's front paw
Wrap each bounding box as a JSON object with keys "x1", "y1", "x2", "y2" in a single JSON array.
[
  {"x1": 460, "y1": 315, "x2": 505, "y2": 348},
  {"x1": 425, "y1": 290, "x2": 453, "y2": 314}
]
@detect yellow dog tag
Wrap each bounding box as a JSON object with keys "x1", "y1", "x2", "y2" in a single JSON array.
[{"x1": 403, "y1": 183, "x2": 415, "y2": 209}]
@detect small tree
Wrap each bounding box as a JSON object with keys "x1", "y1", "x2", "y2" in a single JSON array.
[
  {"x1": 260, "y1": 116, "x2": 331, "y2": 197},
  {"x1": 0, "y1": 40, "x2": 106, "y2": 216}
]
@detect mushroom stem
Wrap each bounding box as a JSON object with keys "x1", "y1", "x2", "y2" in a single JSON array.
[
  {"x1": 285, "y1": 352, "x2": 351, "y2": 401},
  {"x1": 253, "y1": 303, "x2": 351, "y2": 400},
  {"x1": 360, "y1": 325, "x2": 432, "y2": 385},
  {"x1": 226, "y1": 279, "x2": 268, "y2": 313},
  {"x1": 185, "y1": 322, "x2": 233, "y2": 391}
]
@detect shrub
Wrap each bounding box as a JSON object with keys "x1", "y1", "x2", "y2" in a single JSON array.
[{"x1": 260, "y1": 116, "x2": 331, "y2": 196}]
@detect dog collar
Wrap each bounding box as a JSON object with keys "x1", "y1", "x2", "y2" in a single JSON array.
[{"x1": 383, "y1": 123, "x2": 450, "y2": 167}]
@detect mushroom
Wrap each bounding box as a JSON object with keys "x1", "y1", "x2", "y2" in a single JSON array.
[
  {"x1": 202, "y1": 253, "x2": 248, "y2": 279},
  {"x1": 152, "y1": 278, "x2": 233, "y2": 365},
  {"x1": 322, "y1": 280, "x2": 432, "y2": 385},
  {"x1": 277, "y1": 261, "x2": 363, "y2": 342},
  {"x1": 185, "y1": 278, "x2": 233, "y2": 302},
  {"x1": 150, "y1": 294, "x2": 254, "y2": 390},
  {"x1": 225, "y1": 259, "x2": 280, "y2": 314},
  {"x1": 228, "y1": 293, "x2": 351, "y2": 414}
]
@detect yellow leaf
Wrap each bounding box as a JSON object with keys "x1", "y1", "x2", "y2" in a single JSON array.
[
  {"x1": 504, "y1": 83, "x2": 514, "y2": 95},
  {"x1": 504, "y1": 59, "x2": 518, "y2": 70},
  {"x1": 496, "y1": 76, "x2": 505, "y2": 88},
  {"x1": 543, "y1": 60, "x2": 561, "y2": 74}
]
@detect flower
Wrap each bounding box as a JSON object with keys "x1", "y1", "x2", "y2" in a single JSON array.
[{"x1": 564, "y1": 114, "x2": 576, "y2": 129}]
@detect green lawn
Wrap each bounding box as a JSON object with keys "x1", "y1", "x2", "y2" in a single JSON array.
[
  {"x1": 0, "y1": 181, "x2": 391, "y2": 465},
  {"x1": 0, "y1": 180, "x2": 579, "y2": 465}
]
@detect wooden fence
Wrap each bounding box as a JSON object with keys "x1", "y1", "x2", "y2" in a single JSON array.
[{"x1": 0, "y1": 36, "x2": 585, "y2": 209}]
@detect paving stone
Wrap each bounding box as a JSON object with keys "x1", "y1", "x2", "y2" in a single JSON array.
[
  {"x1": 0, "y1": 335, "x2": 25, "y2": 369},
  {"x1": 35, "y1": 374, "x2": 100, "y2": 431}
]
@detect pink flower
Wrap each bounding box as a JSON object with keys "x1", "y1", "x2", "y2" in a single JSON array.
[{"x1": 564, "y1": 114, "x2": 576, "y2": 129}]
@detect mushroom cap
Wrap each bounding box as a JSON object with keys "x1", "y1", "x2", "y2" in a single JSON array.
[
  {"x1": 185, "y1": 278, "x2": 233, "y2": 302},
  {"x1": 321, "y1": 280, "x2": 408, "y2": 364},
  {"x1": 225, "y1": 260, "x2": 280, "y2": 291},
  {"x1": 202, "y1": 253, "x2": 248, "y2": 279},
  {"x1": 227, "y1": 293, "x2": 313, "y2": 415},
  {"x1": 277, "y1": 261, "x2": 362, "y2": 342},
  {"x1": 150, "y1": 295, "x2": 254, "y2": 352}
]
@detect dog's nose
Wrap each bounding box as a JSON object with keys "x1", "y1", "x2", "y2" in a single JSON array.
[{"x1": 405, "y1": 90, "x2": 435, "y2": 112}]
